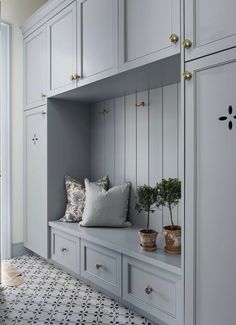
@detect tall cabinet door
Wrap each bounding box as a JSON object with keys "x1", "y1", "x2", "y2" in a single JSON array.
[
  {"x1": 24, "y1": 106, "x2": 48, "y2": 258},
  {"x1": 119, "y1": 0, "x2": 180, "y2": 72},
  {"x1": 47, "y1": 2, "x2": 77, "y2": 96},
  {"x1": 77, "y1": 0, "x2": 118, "y2": 85},
  {"x1": 185, "y1": 0, "x2": 236, "y2": 61},
  {"x1": 23, "y1": 25, "x2": 46, "y2": 110},
  {"x1": 185, "y1": 48, "x2": 236, "y2": 325}
]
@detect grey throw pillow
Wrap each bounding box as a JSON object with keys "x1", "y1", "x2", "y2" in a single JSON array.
[
  {"x1": 80, "y1": 179, "x2": 131, "y2": 227},
  {"x1": 60, "y1": 176, "x2": 108, "y2": 223}
]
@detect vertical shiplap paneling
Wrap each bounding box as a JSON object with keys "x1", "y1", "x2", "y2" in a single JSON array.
[
  {"x1": 114, "y1": 96, "x2": 125, "y2": 185},
  {"x1": 136, "y1": 91, "x2": 149, "y2": 226},
  {"x1": 90, "y1": 84, "x2": 180, "y2": 229},
  {"x1": 90, "y1": 102, "x2": 105, "y2": 180},
  {"x1": 125, "y1": 93, "x2": 137, "y2": 225},
  {"x1": 149, "y1": 88, "x2": 163, "y2": 231},
  {"x1": 104, "y1": 98, "x2": 115, "y2": 186},
  {"x1": 162, "y1": 84, "x2": 179, "y2": 227}
]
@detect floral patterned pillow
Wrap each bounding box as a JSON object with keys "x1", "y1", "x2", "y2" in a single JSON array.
[{"x1": 60, "y1": 175, "x2": 109, "y2": 223}]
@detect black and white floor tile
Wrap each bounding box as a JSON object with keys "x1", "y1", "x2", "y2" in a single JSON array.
[{"x1": 0, "y1": 255, "x2": 154, "y2": 325}]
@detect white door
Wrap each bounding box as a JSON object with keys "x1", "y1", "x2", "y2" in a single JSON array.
[
  {"x1": 24, "y1": 25, "x2": 46, "y2": 110},
  {"x1": 24, "y1": 106, "x2": 48, "y2": 258},
  {"x1": 77, "y1": 0, "x2": 118, "y2": 86},
  {"x1": 185, "y1": 0, "x2": 236, "y2": 61},
  {"x1": 185, "y1": 48, "x2": 236, "y2": 325},
  {"x1": 119, "y1": 0, "x2": 180, "y2": 72},
  {"x1": 47, "y1": 2, "x2": 77, "y2": 96}
]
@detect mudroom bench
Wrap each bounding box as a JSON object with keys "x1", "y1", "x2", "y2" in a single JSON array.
[{"x1": 49, "y1": 221, "x2": 182, "y2": 325}]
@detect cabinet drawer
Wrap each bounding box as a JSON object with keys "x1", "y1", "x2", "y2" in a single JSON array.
[
  {"x1": 81, "y1": 240, "x2": 121, "y2": 297},
  {"x1": 51, "y1": 229, "x2": 80, "y2": 274},
  {"x1": 123, "y1": 256, "x2": 181, "y2": 325}
]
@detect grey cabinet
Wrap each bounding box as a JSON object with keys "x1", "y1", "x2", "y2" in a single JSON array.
[
  {"x1": 184, "y1": 0, "x2": 236, "y2": 61},
  {"x1": 119, "y1": 0, "x2": 180, "y2": 72},
  {"x1": 51, "y1": 228, "x2": 80, "y2": 274},
  {"x1": 77, "y1": 0, "x2": 118, "y2": 85},
  {"x1": 185, "y1": 48, "x2": 236, "y2": 325},
  {"x1": 123, "y1": 256, "x2": 181, "y2": 325},
  {"x1": 47, "y1": 2, "x2": 77, "y2": 96},
  {"x1": 23, "y1": 25, "x2": 47, "y2": 110},
  {"x1": 81, "y1": 239, "x2": 122, "y2": 297},
  {"x1": 24, "y1": 106, "x2": 48, "y2": 258}
]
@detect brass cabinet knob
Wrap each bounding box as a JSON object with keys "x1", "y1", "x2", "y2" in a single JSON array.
[
  {"x1": 41, "y1": 111, "x2": 47, "y2": 116},
  {"x1": 169, "y1": 33, "x2": 179, "y2": 44},
  {"x1": 183, "y1": 71, "x2": 192, "y2": 80},
  {"x1": 145, "y1": 286, "x2": 153, "y2": 295},
  {"x1": 182, "y1": 39, "x2": 192, "y2": 49},
  {"x1": 60, "y1": 247, "x2": 67, "y2": 253},
  {"x1": 70, "y1": 74, "x2": 75, "y2": 81},
  {"x1": 96, "y1": 264, "x2": 102, "y2": 270},
  {"x1": 41, "y1": 93, "x2": 47, "y2": 98}
]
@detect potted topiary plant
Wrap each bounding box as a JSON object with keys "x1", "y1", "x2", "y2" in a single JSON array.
[
  {"x1": 135, "y1": 185, "x2": 158, "y2": 252},
  {"x1": 156, "y1": 178, "x2": 181, "y2": 254}
]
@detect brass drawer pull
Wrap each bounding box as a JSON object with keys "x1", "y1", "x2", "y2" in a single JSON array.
[
  {"x1": 169, "y1": 33, "x2": 179, "y2": 44},
  {"x1": 60, "y1": 247, "x2": 67, "y2": 253},
  {"x1": 145, "y1": 286, "x2": 153, "y2": 295},
  {"x1": 96, "y1": 264, "x2": 102, "y2": 270}
]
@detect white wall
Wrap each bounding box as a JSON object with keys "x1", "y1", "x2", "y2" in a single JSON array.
[{"x1": 2, "y1": 0, "x2": 48, "y2": 243}]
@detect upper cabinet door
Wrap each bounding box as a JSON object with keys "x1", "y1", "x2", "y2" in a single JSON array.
[
  {"x1": 185, "y1": 0, "x2": 236, "y2": 61},
  {"x1": 24, "y1": 26, "x2": 46, "y2": 110},
  {"x1": 77, "y1": 0, "x2": 118, "y2": 85},
  {"x1": 47, "y1": 2, "x2": 77, "y2": 96},
  {"x1": 119, "y1": 0, "x2": 180, "y2": 72}
]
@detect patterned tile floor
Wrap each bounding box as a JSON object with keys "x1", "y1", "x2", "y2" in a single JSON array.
[{"x1": 0, "y1": 255, "x2": 154, "y2": 325}]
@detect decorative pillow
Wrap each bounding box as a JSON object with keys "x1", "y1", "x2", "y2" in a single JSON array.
[
  {"x1": 80, "y1": 179, "x2": 131, "y2": 227},
  {"x1": 60, "y1": 176, "x2": 108, "y2": 223}
]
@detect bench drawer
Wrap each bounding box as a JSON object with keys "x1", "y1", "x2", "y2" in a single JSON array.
[
  {"x1": 51, "y1": 229, "x2": 80, "y2": 273},
  {"x1": 123, "y1": 256, "x2": 181, "y2": 325},
  {"x1": 81, "y1": 240, "x2": 122, "y2": 297}
]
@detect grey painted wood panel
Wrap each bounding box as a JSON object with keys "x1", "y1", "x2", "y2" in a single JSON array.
[
  {"x1": 149, "y1": 88, "x2": 163, "y2": 231},
  {"x1": 90, "y1": 84, "x2": 180, "y2": 232},
  {"x1": 114, "y1": 96, "x2": 125, "y2": 185},
  {"x1": 136, "y1": 91, "x2": 149, "y2": 226},
  {"x1": 90, "y1": 102, "x2": 105, "y2": 180},
  {"x1": 162, "y1": 84, "x2": 179, "y2": 228},
  {"x1": 47, "y1": 99, "x2": 90, "y2": 225},
  {"x1": 105, "y1": 99, "x2": 115, "y2": 185},
  {"x1": 125, "y1": 94, "x2": 137, "y2": 225}
]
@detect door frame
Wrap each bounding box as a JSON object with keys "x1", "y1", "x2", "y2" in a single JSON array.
[{"x1": 1, "y1": 22, "x2": 12, "y2": 259}]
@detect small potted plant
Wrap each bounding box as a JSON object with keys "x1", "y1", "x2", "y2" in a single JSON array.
[
  {"x1": 135, "y1": 185, "x2": 158, "y2": 252},
  {"x1": 156, "y1": 178, "x2": 181, "y2": 254}
]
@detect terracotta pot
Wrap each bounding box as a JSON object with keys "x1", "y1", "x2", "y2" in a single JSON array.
[
  {"x1": 138, "y1": 229, "x2": 158, "y2": 252},
  {"x1": 163, "y1": 225, "x2": 181, "y2": 254}
]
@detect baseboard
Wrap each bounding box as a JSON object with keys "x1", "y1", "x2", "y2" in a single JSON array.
[{"x1": 12, "y1": 242, "x2": 32, "y2": 258}]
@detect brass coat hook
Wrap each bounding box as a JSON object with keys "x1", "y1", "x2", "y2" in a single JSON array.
[{"x1": 136, "y1": 101, "x2": 145, "y2": 107}]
